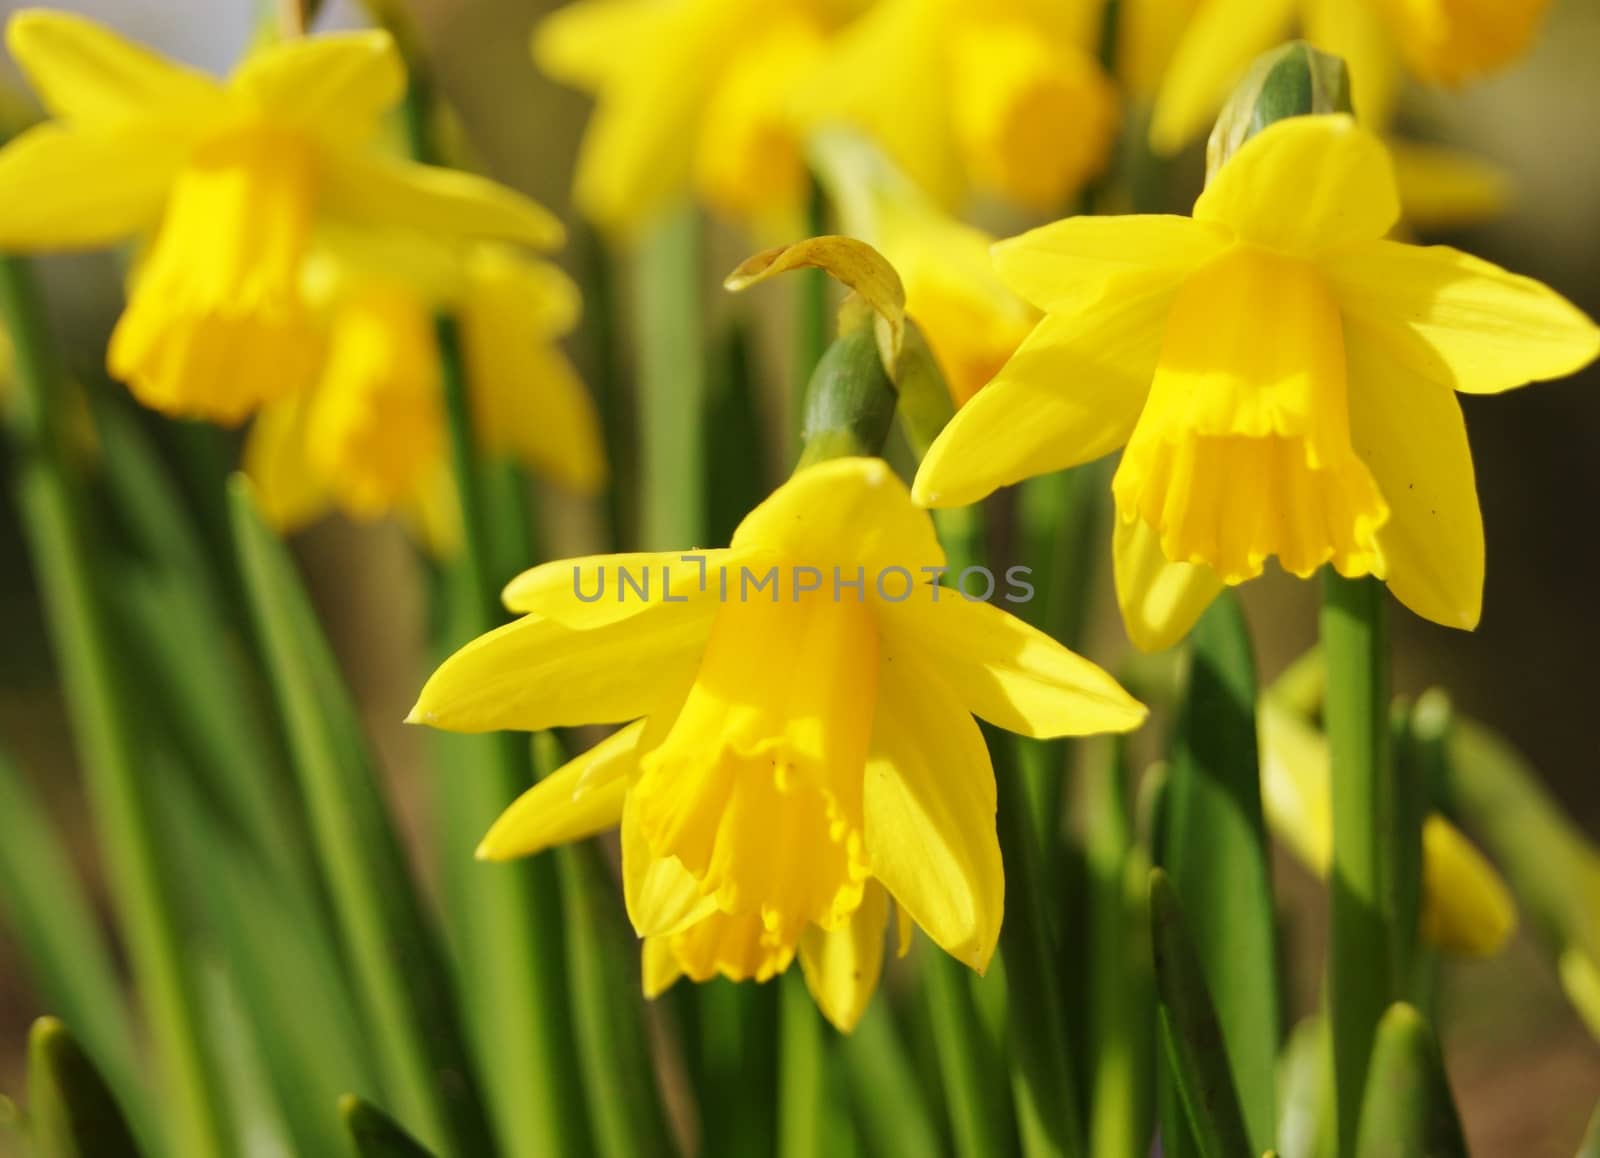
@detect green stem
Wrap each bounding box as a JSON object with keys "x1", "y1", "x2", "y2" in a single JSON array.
[
  {"x1": 0, "y1": 256, "x2": 228, "y2": 1158},
  {"x1": 402, "y1": 74, "x2": 587, "y2": 1157},
  {"x1": 637, "y1": 206, "x2": 706, "y2": 549},
  {"x1": 431, "y1": 319, "x2": 588, "y2": 1158},
  {"x1": 778, "y1": 973, "x2": 830, "y2": 1158},
  {"x1": 922, "y1": 953, "x2": 1011, "y2": 1158},
  {"x1": 1320, "y1": 572, "x2": 1392, "y2": 1157},
  {"x1": 792, "y1": 176, "x2": 829, "y2": 455}
]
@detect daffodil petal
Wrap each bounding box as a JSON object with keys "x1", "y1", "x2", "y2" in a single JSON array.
[
  {"x1": 1147, "y1": 0, "x2": 1295, "y2": 154},
  {"x1": 864, "y1": 650, "x2": 1001, "y2": 974},
  {"x1": 1419, "y1": 815, "x2": 1516, "y2": 956},
  {"x1": 1325, "y1": 240, "x2": 1600, "y2": 395},
  {"x1": 733, "y1": 457, "x2": 945, "y2": 574},
  {"x1": 912, "y1": 289, "x2": 1170, "y2": 509},
  {"x1": 501, "y1": 548, "x2": 745, "y2": 625},
  {"x1": 322, "y1": 153, "x2": 565, "y2": 249},
  {"x1": 0, "y1": 121, "x2": 186, "y2": 247},
  {"x1": 476, "y1": 721, "x2": 643, "y2": 860},
  {"x1": 1387, "y1": 142, "x2": 1511, "y2": 233},
  {"x1": 799, "y1": 880, "x2": 889, "y2": 1033},
  {"x1": 242, "y1": 392, "x2": 329, "y2": 534},
  {"x1": 1301, "y1": 0, "x2": 1401, "y2": 127},
  {"x1": 1194, "y1": 115, "x2": 1399, "y2": 256},
  {"x1": 534, "y1": 0, "x2": 649, "y2": 86},
  {"x1": 991, "y1": 215, "x2": 1228, "y2": 315},
  {"x1": 1258, "y1": 695, "x2": 1333, "y2": 872},
  {"x1": 878, "y1": 594, "x2": 1146, "y2": 739},
  {"x1": 641, "y1": 937, "x2": 684, "y2": 998},
  {"x1": 231, "y1": 31, "x2": 403, "y2": 145},
  {"x1": 1112, "y1": 516, "x2": 1224, "y2": 653},
  {"x1": 6, "y1": 9, "x2": 222, "y2": 121},
  {"x1": 623, "y1": 793, "x2": 718, "y2": 938},
  {"x1": 409, "y1": 598, "x2": 716, "y2": 732},
  {"x1": 1345, "y1": 336, "x2": 1483, "y2": 630},
  {"x1": 798, "y1": 0, "x2": 963, "y2": 207}
]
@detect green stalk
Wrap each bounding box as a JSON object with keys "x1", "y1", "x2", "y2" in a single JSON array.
[
  {"x1": 230, "y1": 483, "x2": 492, "y2": 1158},
  {"x1": 1320, "y1": 573, "x2": 1392, "y2": 1156},
  {"x1": 0, "y1": 256, "x2": 227, "y2": 1158},
  {"x1": 431, "y1": 319, "x2": 588, "y2": 1158},
  {"x1": 1083, "y1": 738, "x2": 1154, "y2": 1158},
  {"x1": 637, "y1": 205, "x2": 707, "y2": 549},
  {"x1": 842, "y1": 1002, "x2": 943, "y2": 1158},
  {"x1": 401, "y1": 73, "x2": 587, "y2": 1158},
  {"x1": 778, "y1": 973, "x2": 830, "y2": 1158},
  {"x1": 791, "y1": 175, "x2": 829, "y2": 454},
  {"x1": 922, "y1": 953, "x2": 1012, "y2": 1158}
]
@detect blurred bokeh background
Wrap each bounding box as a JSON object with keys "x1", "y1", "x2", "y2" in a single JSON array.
[{"x1": 0, "y1": 0, "x2": 1596, "y2": 1153}]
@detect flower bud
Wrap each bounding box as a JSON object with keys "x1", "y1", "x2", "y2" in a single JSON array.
[{"x1": 1206, "y1": 41, "x2": 1352, "y2": 183}]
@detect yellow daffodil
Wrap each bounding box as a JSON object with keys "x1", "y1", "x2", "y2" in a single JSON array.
[
  {"x1": 803, "y1": 0, "x2": 1118, "y2": 212},
  {"x1": 535, "y1": 0, "x2": 839, "y2": 233},
  {"x1": 914, "y1": 114, "x2": 1600, "y2": 651},
  {"x1": 1258, "y1": 696, "x2": 1514, "y2": 955},
  {"x1": 245, "y1": 242, "x2": 603, "y2": 553},
  {"x1": 811, "y1": 132, "x2": 1035, "y2": 406},
  {"x1": 0, "y1": 10, "x2": 561, "y2": 423},
  {"x1": 411, "y1": 457, "x2": 1145, "y2": 1029},
  {"x1": 1147, "y1": 0, "x2": 1555, "y2": 154}
]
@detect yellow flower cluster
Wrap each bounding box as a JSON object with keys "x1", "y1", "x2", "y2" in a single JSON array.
[{"x1": 0, "y1": 11, "x2": 604, "y2": 548}]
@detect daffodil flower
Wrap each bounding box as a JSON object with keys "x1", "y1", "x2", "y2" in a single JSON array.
[
  {"x1": 411, "y1": 457, "x2": 1145, "y2": 1030},
  {"x1": 802, "y1": 0, "x2": 1118, "y2": 212},
  {"x1": 1146, "y1": 0, "x2": 1556, "y2": 154},
  {"x1": 245, "y1": 242, "x2": 604, "y2": 554},
  {"x1": 535, "y1": 0, "x2": 835, "y2": 233},
  {"x1": 914, "y1": 114, "x2": 1600, "y2": 651},
  {"x1": 0, "y1": 10, "x2": 561, "y2": 423}
]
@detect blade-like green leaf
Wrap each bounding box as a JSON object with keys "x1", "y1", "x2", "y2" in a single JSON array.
[
  {"x1": 1162, "y1": 593, "x2": 1279, "y2": 1154},
  {"x1": 27, "y1": 1018, "x2": 142, "y2": 1158},
  {"x1": 1149, "y1": 868, "x2": 1254, "y2": 1158},
  {"x1": 637, "y1": 205, "x2": 707, "y2": 550},
  {"x1": 342, "y1": 1096, "x2": 440, "y2": 1158},
  {"x1": 228, "y1": 478, "x2": 490, "y2": 1158},
  {"x1": 0, "y1": 749, "x2": 144, "y2": 1128},
  {"x1": 1084, "y1": 737, "x2": 1155, "y2": 1158},
  {"x1": 533, "y1": 732, "x2": 673, "y2": 1158},
  {"x1": 2, "y1": 251, "x2": 227, "y2": 1158},
  {"x1": 843, "y1": 1000, "x2": 944, "y2": 1158},
  {"x1": 1353, "y1": 1004, "x2": 1466, "y2": 1158},
  {"x1": 159, "y1": 756, "x2": 371, "y2": 1158}
]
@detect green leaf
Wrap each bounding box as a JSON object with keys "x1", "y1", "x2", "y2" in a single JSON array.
[
  {"x1": 342, "y1": 1096, "x2": 441, "y2": 1158},
  {"x1": 1084, "y1": 737, "x2": 1156, "y2": 1158},
  {"x1": 1149, "y1": 868, "x2": 1254, "y2": 1158},
  {"x1": 0, "y1": 749, "x2": 145, "y2": 1130},
  {"x1": 1161, "y1": 593, "x2": 1279, "y2": 1154},
  {"x1": 158, "y1": 759, "x2": 371, "y2": 1158},
  {"x1": 27, "y1": 1018, "x2": 142, "y2": 1158},
  {"x1": 705, "y1": 317, "x2": 771, "y2": 545},
  {"x1": 228, "y1": 478, "x2": 491, "y2": 1158},
  {"x1": 843, "y1": 1000, "x2": 944, "y2": 1158},
  {"x1": 1353, "y1": 1004, "x2": 1466, "y2": 1158},
  {"x1": 637, "y1": 205, "x2": 707, "y2": 549},
  {"x1": 534, "y1": 733, "x2": 673, "y2": 1158},
  {"x1": 2, "y1": 250, "x2": 227, "y2": 1158}
]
